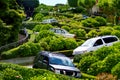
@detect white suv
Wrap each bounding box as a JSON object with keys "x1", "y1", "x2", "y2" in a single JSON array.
[{"x1": 73, "y1": 35, "x2": 119, "y2": 55}]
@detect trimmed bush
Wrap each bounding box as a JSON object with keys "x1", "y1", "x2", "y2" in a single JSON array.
[
  {"x1": 61, "y1": 26, "x2": 70, "y2": 31},
  {"x1": 112, "y1": 62, "x2": 120, "y2": 79},
  {"x1": 102, "y1": 53, "x2": 120, "y2": 73},
  {"x1": 0, "y1": 63, "x2": 77, "y2": 80},
  {"x1": 73, "y1": 52, "x2": 93, "y2": 63},
  {"x1": 87, "y1": 61, "x2": 106, "y2": 76},
  {"x1": 111, "y1": 30, "x2": 120, "y2": 38},
  {"x1": 2, "y1": 68, "x2": 23, "y2": 80},
  {"x1": 95, "y1": 16, "x2": 107, "y2": 26},
  {"x1": 98, "y1": 27, "x2": 114, "y2": 36},
  {"x1": 64, "y1": 38, "x2": 77, "y2": 50},
  {"x1": 35, "y1": 30, "x2": 56, "y2": 42},
  {"x1": 70, "y1": 29, "x2": 86, "y2": 38},
  {"x1": 86, "y1": 29, "x2": 98, "y2": 38},
  {"x1": 88, "y1": 53, "x2": 120, "y2": 76},
  {"x1": 30, "y1": 73, "x2": 58, "y2": 80},
  {"x1": 81, "y1": 18, "x2": 99, "y2": 27},
  {"x1": 81, "y1": 17, "x2": 106, "y2": 28},
  {"x1": 49, "y1": 37, "x2": 65, "y2": 51},
  {"x1": 93, "y1": 46, "x2": 119, "y2": 60},
  {"x1": 33, "y1": 24, "x2": 53, "y2": 32},
  {"x1": 1, "y1": 42, "x2": 41, "y2": 59},
  {"x1": 78, "y1": 55, "x2": 99, "y2": 73},
  {"x1": 33, "y1": 13, "x2": 44, "y2": 21}
]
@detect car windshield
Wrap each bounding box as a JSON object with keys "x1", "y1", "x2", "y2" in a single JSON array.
[
  {"x1": 81, "y1": 39, "x2": 94, "y2": 47},
  {"x1": 49, "y1": 56, "x2": 74, "y2": 67}
]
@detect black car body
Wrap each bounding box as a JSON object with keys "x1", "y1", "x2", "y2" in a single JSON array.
[{"x1": 33, "y1": 51, "x2": 81, "y2": 78}]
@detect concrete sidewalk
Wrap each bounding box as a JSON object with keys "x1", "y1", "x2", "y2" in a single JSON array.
[{"x1": 0, "y1": 56, "x2": 35, "y2": 65}]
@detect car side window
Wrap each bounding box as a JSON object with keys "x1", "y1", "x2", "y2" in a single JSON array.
[
  {"x1": 43, "y1": 56, "x2": 49, "y2": 64},
  {"x1": 93, "y1": 39, "x2": 103, "y2": 46},
  {"x1": 61, "y1": 30, "x2": 65, "y2": 34},
  {"x1": 103, "y1": 37, "x2": 118, "y2": 43},
  {"x1": 56, "y1": 29, "x2": 61, "y2": 33}
]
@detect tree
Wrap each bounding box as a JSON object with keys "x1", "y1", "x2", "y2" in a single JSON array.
[
  {"x1": 98, "y1": 0, "x2": 120, "y2": 25},
  {"x1": 0, "y1": 0, "x2": 23, "y2": 46},
  {"x1": 17, "y1": 0, "x2": 39, "y2": 18},
  {"x1": 78, "y1": 0, "x2": 96, "y2": 15},
  {"x1": 68, "y1": 0, "x2": 78, "y2": 7}
]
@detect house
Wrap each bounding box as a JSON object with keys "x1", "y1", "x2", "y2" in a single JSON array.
[{"x1": 92, "y1": 0, "x2": 99, "y2": 14}]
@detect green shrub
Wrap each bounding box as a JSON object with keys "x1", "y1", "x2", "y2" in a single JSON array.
[
  {"x1": 111, "y1": 62, "x2": 120, "y2": 79},
  {"x1": 1, "y1": 47, "x2": 19, "y2": 59},
  {"x1": 35, "y1": 30, "x2": 56, "y2": 42},
  {"x1": 93, "y1": 46, "x2": 119, "y2": 60},
  {"x1": 70, "y1": 29, "x2": 86, "y2": 38},
  {"x1": 30, "y1": 73, "x2": 58, "y2": 80},
  {"x1": 88, "y1": 53, "x2": 120, "y2": 76},
  {"x1": 33, "y1": 24, "x2": 53, "y2": 32},
  {"x1": 33, "y1": 13, "x2": 44, "y2": 21},
  {"x1": 73, "y1": 52, "x2": 93, "y2": 63},
  {"x1": 87, "y1": 61, "x2": 106, "y2": 76},
  {"x1": 111, "y1": 30, "x2": 120, "y2": 38},
  {"x1": 1, "y1": 42, "x2": 41, "y2": 59},
  {"x1": 95, "y1": 16, "x2": 107, "y2": 26},
  {"x1": 2, "y1": 68, "x2": 23, "y2": 80},
  {"x1": 61, "y1": 26, "x2": 70, "y2": 31},
  {"x1": 81, "y1": 18, "x2": 99, "y2": 27},
  {"x1": 102, "y1": 53, "x2": 120, "y2": 73},
  {"x1": 39, "y1": 41, "x2": 50, "y2": 51},
  {"x1": 112, "y1": 42, "x2": 120, "y2": 51},
  {"x1": 49, "y1": 37, "x2": 65, "y2": 51},
  {"x1": 0, "y1": 63, "x2": 77, "y2": 80},
  {"x1": 86, "y1": 29, "x2": 98, "y2": 38},
  {"x1": 98, "y1": 27, "x2": 114, "y2": 36},
  {"x1": 113, "y1": 25, "x2": 120, "y2": 31},
  {"x1": 64, "y1": 38, "x2": 77, "y2": 50},
  {"x1": 78, "y1": 55, "x2": 99, "y2": 73},
  {"x1": 77, "y1": 40, "x2": 85, "y2": 46}
]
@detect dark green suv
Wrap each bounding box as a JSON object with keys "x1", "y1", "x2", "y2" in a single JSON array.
[{"x1": 33, "y1": 51, "x2": 81, "y2": 78}]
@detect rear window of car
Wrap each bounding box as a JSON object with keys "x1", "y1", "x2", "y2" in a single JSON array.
[{"x1": 103, "y1": 37, "x2": 118, "y2": 43}]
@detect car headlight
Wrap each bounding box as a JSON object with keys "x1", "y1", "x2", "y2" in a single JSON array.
[
  {"x1": 55, "y1": 69, "x2": 60, "y2": 74},
  {"x1": 50, "y1": 67, "x2": 55, "y2": 72},
  {"x1": 76, "y1": 72, "x2": 81, "y2": 78}
]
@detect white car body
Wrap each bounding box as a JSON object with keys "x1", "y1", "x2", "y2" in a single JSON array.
[
  {"x1": 73, "y1": 35, "x2": 119, "y2": 55},
  {"x1": 50, "y1": 28, "x2": 76, "y2": 38},
  {"x1": 42, "y1": 19, "x2": 58, "y2": 24}
]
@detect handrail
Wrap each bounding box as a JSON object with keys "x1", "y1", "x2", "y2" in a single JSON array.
[{"x1": 0, "y1": 28, "x2": 29, "y2": 53}]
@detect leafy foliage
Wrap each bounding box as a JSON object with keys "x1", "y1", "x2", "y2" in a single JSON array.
[
  {"x1": 1, "y1": 42, "x2": 41, "y2": 59},
  {"x1": 35, "y1": 30, "x2": 55, "y2": 42},
  {"x1": 0, "y1": 63, "x2": 77, "y2": 80},
  {"x1": 74, "y1": 42, "x2": 120, "y2": 77}
]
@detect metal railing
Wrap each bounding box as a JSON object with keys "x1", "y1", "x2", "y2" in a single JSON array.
[{"x1": 0, "y1": 28, "x2": 29, "y2": 53}]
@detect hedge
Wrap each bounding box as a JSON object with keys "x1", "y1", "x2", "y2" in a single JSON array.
[
  {"x1": 112, "y1": 62, "x2": 120, "y2": 79},
  {"x1": 33, "y1": 24, "x2": 54, "y2": 32},
  {"x1": 73, "y1": 42, "x2": 120, "y2": 77},
  {"x1": 1, "y1": 42, "x2": 42, "y2": 59},
  {"x1": 78, "y1": 55, "x2": 99, "y2": 73},
  {"x1": 0, "y1": 63, "x2": 77, "y2": 80}
]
